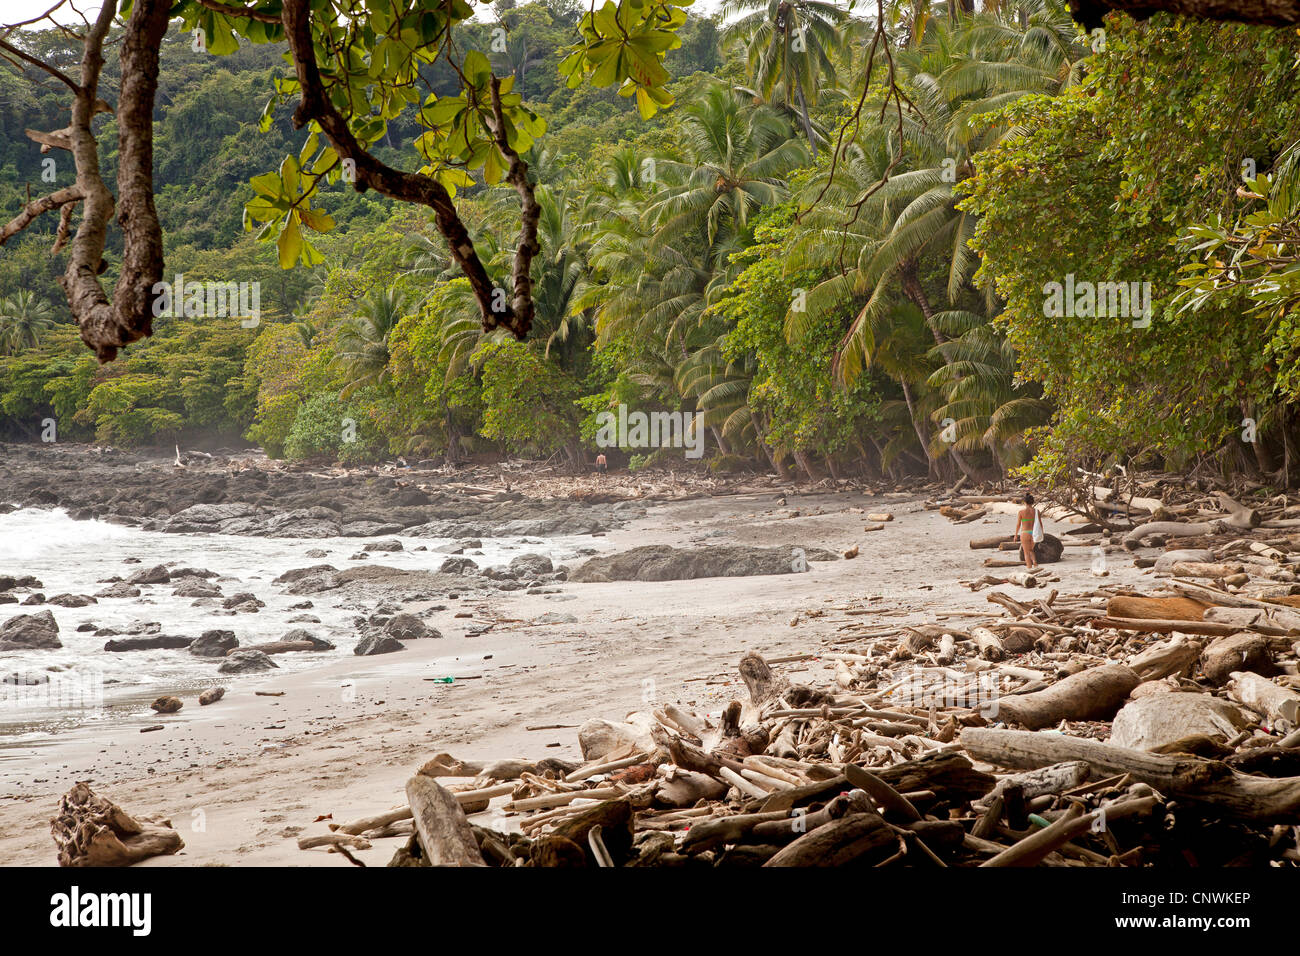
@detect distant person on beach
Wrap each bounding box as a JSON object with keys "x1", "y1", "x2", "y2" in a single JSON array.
[
  {"x1": 595, "y1": 452, "x2": 607, "y2": 474},
  {"x1": 1015, "y1": 494, "x2": 1042, "y2": 570}
]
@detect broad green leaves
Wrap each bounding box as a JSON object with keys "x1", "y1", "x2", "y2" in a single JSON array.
[
  {"x1": 204, "y1": 1, "x2": 585, "y2": 267},
  {"x1": 244, "y1": 152, "x2": 332, "y2": 268},
  {"x1": 560, "y1": 0, "x2": 691, "y2": 118}
]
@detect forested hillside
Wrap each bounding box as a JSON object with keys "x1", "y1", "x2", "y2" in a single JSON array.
[{"x1": 2, "y1": 0, "x2": 1299, "y2": 492}]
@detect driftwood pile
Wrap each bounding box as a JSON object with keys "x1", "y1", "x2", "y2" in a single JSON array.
[
  {"x1": 300, "y1": 582, "x2": 1300, "y2": 867},
  {"x1": 282, "y1": 482, "x2": 1300, "y2": 867}
]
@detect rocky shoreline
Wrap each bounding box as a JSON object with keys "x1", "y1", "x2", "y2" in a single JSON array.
[{"x1": 0, "y1": 442, "x2": 642, "y2": 540}]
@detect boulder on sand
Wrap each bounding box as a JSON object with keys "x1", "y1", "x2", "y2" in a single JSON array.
[
  {"x1": 383, "y1": 613, "x2": 440, "y2": 641},
  {"x1": 355, "y1": 634, "x2": 405, "y2": 656},
  {"x1": 0, "y1": 609, "x2": 61, "y2": 650},
  {"x1": 1201, "y1": 632, "x2": 1275, "y2": 686},
  {"x1": 510, "y1": 553, "x2": 554, "y2": 576},
  {"x1": 577, "y1": 713, "x2": 657, "y2": 761},
  {"x1": 569, "y1": 544, "x2": 836, "y2": 583},
  {"x1": 1019, "y1": 533, "x2": 1063, "y2": 564},
  {"x1": 1110, "y1": 692, "x2": 1250, "y2": 751}
]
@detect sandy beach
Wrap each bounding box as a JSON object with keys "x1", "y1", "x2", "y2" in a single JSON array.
[{"x1": 0, "y1": 479, "x2": 1144, "y2": 867}]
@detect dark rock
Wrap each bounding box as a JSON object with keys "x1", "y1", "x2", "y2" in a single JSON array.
[
  {"x1": 439, "y1": 557, "x2": 479, "y2": 575},
  {"x1": 189, "y1": 630, "x2": 239, "y2": 657},
  {"x1": 0, "y1": 609, "x2": 61, "y2": 650},
  {"x1": 221, "y1": 592, "x2": 265, "y2": 610},
  {"x1": 0, "y1": 575, "x2": 42, "y2": 591},
  {"x1": 569, "y1": 544, "x2": 838, "y2": 583},
  {"x1": 354, "y1": 634, "x2": 405, "y2": 656},
  {"x1": 281, "y1": 628, "x2": 335, "y2": 650},
  {"x1": 151, "y1": 695, "x2": 183, "y2": 714},
  {"x1": 217, "y1": 650, "x2": 279, "y2": 673},
  {"x1": 510, "y1": 553, "x2": 554, "y2": 576},
  {"x1": 273, "y1": 565, "x2": 338, "y2": 585},
  {"x1": 383, "y1": 613, "x2": 440, "y2": 641},
  {"x1": 95, "y1": 582, "x2": 142, "y2": 598},
  {"x1": 103, "y1": 635, "x2": 193, "y2": 652},
  {"x1": 20, "y1": 593, "x2": 46, "y2": 605},
  {"x1": 364, "y1": 539, "x2": 404, "y2": 552},
  {"x1": 47, "y1": 594, "x2": 97, "y2": 608},
  {"x1": 173, "y1": 581, "x2": 223, "y2": 598},
  {"x1": 127, "y1": 565, "x2": 171, "y2": 585}
]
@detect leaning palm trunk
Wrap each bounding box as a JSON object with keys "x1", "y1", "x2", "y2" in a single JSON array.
[{"x1": 794, "y1": 79, "x2": 818, "y2": 158}]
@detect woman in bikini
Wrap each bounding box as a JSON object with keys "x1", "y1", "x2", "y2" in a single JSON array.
[{"x1": 1015, "y1": 494, "x2": 1040, "y2": 570}]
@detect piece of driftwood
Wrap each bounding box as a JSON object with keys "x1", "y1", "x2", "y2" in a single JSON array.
[
  {"x1": 1127, "y1": 636, "x2": 1203, "y2": 681},
  {"x1": 971, "y1": 626, "x2": 1006, "y2": 661},
  {"x1": 1226, "y1": 672, "x2": 1300, "y2": 723},
  {"x1": 51, "y1": 783, "x2": 184, "y2": 867},
  {"x1": 993, "y1": 665, "x2": 1140, "y2": 730},
  {"x1": 404, "y1": 776, "x2": 486, "y2": 867},
  {"x1": 961, "y1": 728, "x2": 1300, "y2": 822},
  {"x1": 1105, "y1": 595, "x2": 1211, "y2": 621},
  {"x1": 1124, "y1": 520, "x2": 1226, "y2": 549},
  {"x1": 1089, "y1": 616, "x2": 1246, "y2": 637},
  {"x1": 298, "y1": 833, "x2": 372, "y2": 850}
]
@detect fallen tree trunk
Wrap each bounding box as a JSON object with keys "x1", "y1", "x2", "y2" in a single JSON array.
[
  {"x1": 993, "y1": 664, "x2": 1140, "y2": 729},
  {"x1": 404, "y1": 776, "x2": 486, "y2": 867},
  {"x1": 1089, "y1": 616, "x2": 1251, "y2": 637},
  {"x1": 763, "y1": 810, "x2": 893, "y2": 867},
  {"x1": 961, "y1": 727, "x2": 1300, "y2": 822},
  {"x1": 1203, "y1": 605, "x2": 1300, "y2": 633},
  {"x1": 1216, "y1": 492, "x2": 1261, "y2": 530},
  {"x1": 1227, "y1": 672, "x2": 1300, "y2": 724},
  {"x1": 1124, "y1": 520, "x2": 1226, "y2": 549},
  {"x1": 1105, "y1": 595, "x2": 1212, "y2": 621}
]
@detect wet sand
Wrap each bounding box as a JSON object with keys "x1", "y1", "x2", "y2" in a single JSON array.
[{"x1": 0, "y1": 488, "x2": 1146, "y2": 866}]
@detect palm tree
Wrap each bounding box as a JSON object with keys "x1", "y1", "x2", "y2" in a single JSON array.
[
  {"x1": 719, "y1": 0, "x2": 854, "y2": 155},
  {"x1": 335, "y1": 287, "x2": 409, "y2": 397},
  {"x1": 925, "y1": 310, "x2": 1051, "y2": 473},
  {"x1": 642, "y1": 84, "x2": 808, "y2": 258},
  {"x1": 0, "y1": 291, "x2": 56, "y2": 355}
]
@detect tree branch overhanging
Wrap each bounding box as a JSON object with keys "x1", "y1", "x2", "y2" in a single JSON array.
[
  {"x1": 279, "y1": 0, "x2": 537, "y2": 340},
  {"x1": 0, "y1": 185, "x2": 83, "y2": 247},
  {"x1": 57, "y1": 0, "x2": 171, "y2": 363}
]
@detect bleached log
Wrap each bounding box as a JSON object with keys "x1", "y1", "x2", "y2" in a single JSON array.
[
  {"x1": 1203, "y1": 605, "x2": 1300, "y2": 632},
  {"x1": 404, "y1": 776, "x2": 487, "y2": 866},
  {"x1": 1227, "y1": 672, "x2": 1300, "y2": 724},
  {"x1": 1216, "y1": 493, "x2": 1261, "y2": 530},
  {"x1": 1126, "y1": 636, "x2": 1202, "y2": 681},
  {"x1": 993, "y1": 664, "x2": 1140, "y2": 729},
  {"x1": 1123, "y1": 520, "x2": 1227, "y2": 549},
  {"x1": 962, "y1": 727, "x2": 1300, "y2": 822},
  {"x1": 1170, "y1": 561, "x2": 1246, "y2": 579},
  {"x1": 971, "y1": 626, "x2": 1005, "y2": 661}
]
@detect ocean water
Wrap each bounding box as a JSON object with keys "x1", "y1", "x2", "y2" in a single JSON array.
[{"x1": 0, "y1": 507, "x2": 601, "y2": 733}]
